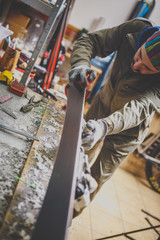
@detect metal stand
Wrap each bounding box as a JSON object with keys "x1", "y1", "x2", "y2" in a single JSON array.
[{"x1": 96, "y1": 210, "x2": 160, "y2": 240}]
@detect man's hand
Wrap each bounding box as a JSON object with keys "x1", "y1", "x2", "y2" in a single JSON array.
[
  {"x1": 74, "y1": 147, "x2": 98, "y2": 213},
  {"x1": 69, "y1": 64, "x2": 97, "y2": 91},
  {"x1": 82, "y1": 119, "x2": 108, "y2": 151}
]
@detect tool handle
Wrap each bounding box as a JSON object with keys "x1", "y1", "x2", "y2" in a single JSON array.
[
  {"x1": 0, "y1": 123, "x2": 39, "y2": 141},
  {"x1": 0, "y1": 105, "x2": 17, "y2": 119}
]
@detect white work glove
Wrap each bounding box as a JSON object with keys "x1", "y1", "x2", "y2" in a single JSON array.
[
  {"x1": 69, "y1": 64, "x2": 97, "y2": 91},
  {"x1": 74, "y1": 173, "x2": 97, "y2": 212},
  {"x1": 82, "y1": 119, "x2": 108, "y2": 151}
]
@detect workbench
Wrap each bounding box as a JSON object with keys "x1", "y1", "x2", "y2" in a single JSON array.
[{"x1": 0, "y1": 83, "x2": 66, "y2": 239}]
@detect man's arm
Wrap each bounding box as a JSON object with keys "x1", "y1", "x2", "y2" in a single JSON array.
[
  {"x1": 70, "y1": 18, "x2": 151, "y2": 68},
  {"x1": 82, "y1": 88, "x2": 160, "y2": 150},
  {"x1": 69, "y1": 19, "x2": 151, "y2": 91},
  {"x1": 105, "y1": 88, "x2": 160, "y2": 135}
]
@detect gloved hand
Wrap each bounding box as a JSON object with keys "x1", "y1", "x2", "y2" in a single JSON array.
[
  {"x1": 82, "y1": 118, "x2": 86, "y2": 132},
  {"x1": 82, "y1": 119, "x2": 108, "y2": 151},
  {"x1": 74, "y1": 147, "x2": 97, "y2": 213},
  {"x1": 69, "y1": 64, "x2": 97, "y2": 91}
]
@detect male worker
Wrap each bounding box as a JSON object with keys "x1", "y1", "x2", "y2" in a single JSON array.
[{"x1": 69, "y1": 18, "x2": 160, "y2": 214}]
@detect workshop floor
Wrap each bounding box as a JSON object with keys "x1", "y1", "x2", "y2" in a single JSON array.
[{"x1": 68, "y1": 167, "x2": 160, "y2": 240}]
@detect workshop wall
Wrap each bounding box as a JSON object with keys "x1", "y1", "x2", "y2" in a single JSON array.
[{"x1": 68, "y1": 0, "x2": 160, "y2": 31}]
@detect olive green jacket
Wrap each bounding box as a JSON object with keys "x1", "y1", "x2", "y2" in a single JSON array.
[{"x1": 70, "y1": 18, "x2": 160, "y2": 142}]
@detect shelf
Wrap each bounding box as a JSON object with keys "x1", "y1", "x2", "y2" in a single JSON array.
[{"x1": 19, "y1": 0, "x2": 52, "y2": 16}]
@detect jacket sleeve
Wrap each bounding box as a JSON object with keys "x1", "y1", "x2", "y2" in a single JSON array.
[
  {"x1": 102, "y1": 88, "x2": 160, "y2": 135},
  {"x1": 70, "y1": 18, "x2": 151, "y2": 68}
]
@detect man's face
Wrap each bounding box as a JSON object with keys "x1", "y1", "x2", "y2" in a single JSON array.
[{"x1": 131, "y1": 44, "x2": 158, "y2": 75}]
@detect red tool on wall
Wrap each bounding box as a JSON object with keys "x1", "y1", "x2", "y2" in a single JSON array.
[
  {"x1": 42, "y1": 1, "x2": 69, "y2": 92},
  {"x1": 9, "y1": 0, "x2": 65, "y2": 96}
]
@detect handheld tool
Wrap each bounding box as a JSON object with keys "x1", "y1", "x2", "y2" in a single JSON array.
[
  {"x1": 20, "y1": 95, "x2": 42, "y2": 113},
  {"x1": 0, "y1": 123, "x2": 39, "y2": 141},
  {"x1": 0, "y1": 104, "x2": 17, "y2": 119},
  {"x1": 45, "y1": 89, "x2": 57, "y2": 101},
  {"x1": 20, "y1": 95, "x2": 35, "y2": 113},
  {"x1": 0, "y1": 94, "x2": 16, "y2": 118}
]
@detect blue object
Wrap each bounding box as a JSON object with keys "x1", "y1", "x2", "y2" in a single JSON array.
[
  {"x1": 136, "y1": 2, "x2": 149, "y2": 17},
  {"x1": 89, "y1": 53, "x2": 115, "y2": 96},
  {"x1": 90, "y1": 55, "x2": 113, "y2": 71}
]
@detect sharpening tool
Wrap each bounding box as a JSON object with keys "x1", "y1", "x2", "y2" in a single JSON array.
[
  {"x1": 0, "y1": 123, "x2": 39, "y2": 141},
  {"x1": 0, "y1": 105, "x2": 17, "y2": 119}
]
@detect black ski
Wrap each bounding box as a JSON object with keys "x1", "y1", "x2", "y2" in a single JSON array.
[{"x1": 31, "y1": 85, "x2": 85, "y2": 240}]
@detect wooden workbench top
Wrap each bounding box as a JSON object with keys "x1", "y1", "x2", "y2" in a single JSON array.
[{"x1": 0, "y1": 84, "x2": 66, "y2": 239}]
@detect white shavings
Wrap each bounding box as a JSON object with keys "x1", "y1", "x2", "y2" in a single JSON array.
[
  {"x1": 31, "y1": 168, "x2": 40, "y2": 178},
  {"x1": 44, "y1": 142, "x2": 53, "y2": 148},
  {"x1": 44, "y1": 117, "x2": 63, "y2": 129},
  {"x1": 47, "y1": 117, "x2": 58, "y2": 124},
  {"x1": 19, "y1": 230, "x2": 27, "y2": 237},
  {"x1": 18, "y1": 201, "x2": 25, "y2": 210},
  {"x1": 39, "y1": 135, "x2": 59, "y2": 144},
  {"x1": 36, "y1": 161, "x2": 45, "y2": 170},
  {"x1": 43, "y1": 124, "x2": 56, "y2": 133},
  {"x1": 32, "y1": 200, "x2": 42, "y2": 209},
  {"x1": 46, "y1": 118, "x2": 56, "y2": 124},
  {"x1": 19, "y1": 230, "x2": 30, "y2": 240},
  {"x1": 18, "y1": 125, "x2": 28, "y2": 132},
  {"x1": 33, "y1": 148, "x2": 53, "y2": 165},
  {"x1": 53, "y1": 138, "x2": 58, "y2": 146},
  {"x1": 25, "y1": 212, "x2": 35, "y2": 225},
  {"x1": 39, "y1": 135, "x2": 47, "y2": 142},
  {"x1": 50, "y1": 111, "x2": 58, "y2": 117},
  {"x1": 32, "y1": 143, "x2": 39, "y2": 151},
  {"x1": 1, "y1": 151, "x2": 8, "y2": 157},
  {"x1": 43, "y1": 155, "x2": 53, "y2": 166},
  {"x1": 24, "y1": 236, "x2": 30, "y2": 240},
  {"x1": 43, "y1": 137, "x2": 59, "y2": 149},
  {"x1": 33, "y1": 149, "x2": 44, "y2": 162}
]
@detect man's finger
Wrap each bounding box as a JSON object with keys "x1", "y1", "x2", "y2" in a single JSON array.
[
  {"x1": 80, "y1": 70, "x2": 87, "y2": 88},
  {"x1": 69, "y1": 71, "x2": 78, "y2": 82},
  {"x1": 87, "y1": 70, "x2": 97, "y2": 82},
  {"x1": 82, "y1": 135, "x2": 93, "y2": 144},
  {"x1": 86, "y1": 121, "x2": 96, "y2": 131}
]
